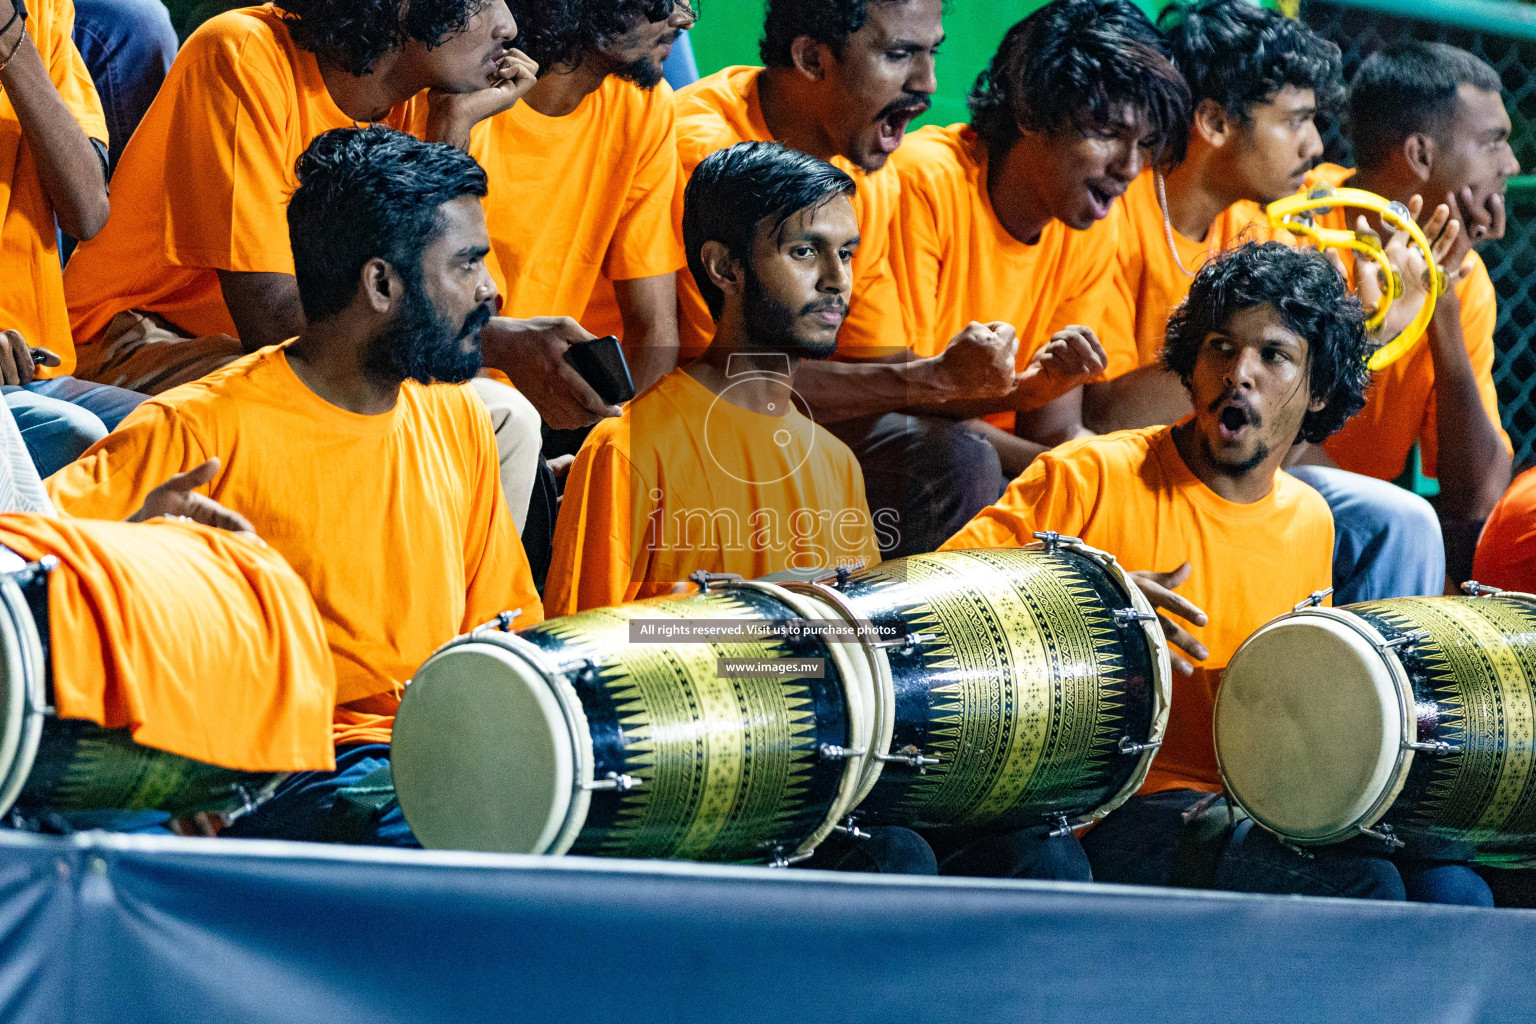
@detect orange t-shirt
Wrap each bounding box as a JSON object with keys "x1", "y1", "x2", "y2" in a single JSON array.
[
  {"x1": 0, "y1": 514, "x2": 336, "y2": 771},
  {"x1": 46, "y1": 345, "x2": 543, "y2": 747},
  {"x1": 472, "y1": 76, "x2": 685, "y2": 338},
  {"x1": 670, "y1": 66, "x2": 905, "y2": 363},
  {"x1": 1472, "y1": 467, "x2": 1536, "y2": 593},
  {"x1": 546, "y1": 367, "x2": 882, "y2": 614},
  {"x1": 941, "y1": 425, "x2": 1335, "y2": 794},
  {"x1": 0, "y1": 0, "x2": 106, "y2": 376},
  {"x1": 62, "y1": 5, "x2": 429, "y2": 349},
  {"x1": 1107, "y1": 169, "x2": 1273, "y2": 372},
  {"x1": 1302, "y1": 163, "x2": 1510, "y2": 479}
]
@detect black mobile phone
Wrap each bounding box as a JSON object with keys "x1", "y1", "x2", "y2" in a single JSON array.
[{"x1": 563, "y1": 335, "x2": 636, "y2": 406}]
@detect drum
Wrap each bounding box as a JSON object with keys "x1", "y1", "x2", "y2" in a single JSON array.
[
  {"x1": 391, "y1": 582, "x2": 873, "y2": 863},
  {"x1": 0, "y1": 560, "x2": 281, "y2": 822},
  {"x1": 1215, "y1": 592, "x2": 1536, "y2": 858},
  {"x1": 784, "y1": 538, "x2": 1172, "y2": 834}
]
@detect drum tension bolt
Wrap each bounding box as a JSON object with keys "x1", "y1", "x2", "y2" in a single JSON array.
[
  {"x1": 689, "y1": 570, "x2": 744, "y2": 594},
  {"x1": 1032, "y1": 530, "x2": 1084, "y2": 554},
  {"x1": 1380, "y1": 630, "x2": 1429, "y2": 652},
  {"x1": 1112, "y1": 608, "x2": 1156, "y2": 626},
  {"x1": 1461, "y1": 580, "x2": 1504, "y2": 598},
  {"x1": 765, "y1": 844, "x2": 814, "y2": 869},
  {"x1": 1293, "y1": 588, "x2": 1334, "y2": 613},
  {"x1": 1406, "y1": 739, "x2": 1463, "y2": 757},
  {"x1": 813, "y1": 563, "x2": 864, "y2": 588},
  {"x1": 873, "y1": 745, "x2": 940, "y2": 772},
  {"x1": 1117, "y1": 736, "x2": 1162, "y2": 756},
  {"x1": 833, "y1": 816, "x2": 871, "y2": 840},
  {"x1": 818, "y1": 743, "x2": 868, "y2": 762},
  {"x1": 870, "y1": 631, "x2": 936, "y2": 652},
  {"x1": 583, "y1": 771, "x2": 643, "y2": 792},
  {"x1": 9, "y1": 555, "x2": 59, "y2": 586},
  {"x1": 1047, "y1": 813, "x2": 1091, "y2": 839},
  {"x1": 1358, "y1": 824, "x2": 1405, "y2": 850},
  {"x1": 473, "y1": 608, "x2": 524, "y2": 634}
]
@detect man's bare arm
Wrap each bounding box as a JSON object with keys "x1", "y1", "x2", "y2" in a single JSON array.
[
  {"x1": 1083, "y1": 364, "x2": 1191, "y2": 433},
  {"x1": 218, "y1": 271, "x2": 307, "y2": 353},
  {"x1": 613, "y1": 273, "x2": 680, "y2": 394}
]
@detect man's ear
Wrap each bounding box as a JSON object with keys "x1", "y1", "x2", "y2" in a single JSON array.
[
  {"x1": 1307, "y1": 392, "x2": 1327, "y2": 413},
  {"x1": 1401, "y1": 132, "x2": 1436, "y2": 183},
  {"x1": 700, "y1": 240, "x2": 745, "y2": 299},
  {"x1": 1192, "y1": 98, "x2": 1232, "y2": 149},
  {"x1": 361, "y1": 258, "x2": 397, "y2": 315},
  {"x1": 790, "y1": 35, "x2": 827, "y2": 82}
]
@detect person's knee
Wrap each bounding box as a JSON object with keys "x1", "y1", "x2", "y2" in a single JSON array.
[
  {"x1": 862, "y1": 826, "x2": 938, "y2": 875},
  {"x1": 1399, "y1": 862, "x2": 1495, "y2": 907},
  {"x1": 75, "y1": 0, "x2": 178, "y2": 56},
  {"x1": 920, "y1": 419, "x2": 1004, "y2": 500},
  {"x1": 7, "y1": 396, "x2": 107, "y2": 477}
]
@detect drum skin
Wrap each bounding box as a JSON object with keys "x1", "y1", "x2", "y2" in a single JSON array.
[
  {"x1": 1351, "y1": 596, "x2": 1536, "y2": 860},
  {"x1": 831, "y1": 547, "x2": 1161, "y2": 832},
  {"x1": 517, "y1": 587, "x2": 854, "y2": 862}
]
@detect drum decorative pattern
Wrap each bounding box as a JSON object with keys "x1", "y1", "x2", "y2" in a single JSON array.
[
  {"x1": 520, "y1": 588, "x2": 850, "y2": 862},
  {"x1": 1352, "y1": 596, "x2": 1536, "y2": 859},
  {"x1": 838, "y1": 548, "x2": 1156, "y2": 831}
]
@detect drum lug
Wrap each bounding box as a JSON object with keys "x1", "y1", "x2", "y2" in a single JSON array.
[
  {"x1": 818, "y1": 743, "x2": 868, "y2": 762},
  {"x1": 7, "y1": 555, "x2": 58, "y2": 586},
  {"x1": 1359, "y1": 824, "x2": 1406, "y2": 850},
  {"x1": 1293, "y1": 588, "x2": 1334, "y2": 613},
  {"x1": 1046, "y1": 812, "x2": 1092, "y2": 839},
  {"x1": 583, "y1": 771, "x2": 643, "y2": 793},
  {"x1": 689, "y1": 570, "x2": 744, "y2": 594},
  {"x1": 873, "y1": 745, "x2": 940, "y2": 772},
  {"x1": 812, "y1": 563, "x2": 864, "y2": 588},
  {"x1": 1405, "y1": 739, "x2": 1463, "y2": 757},
  {"x1": 1461, "y1": 580, "x2": 1504, "y2": 597},
  {"x1": 1032, "y1": 530, "x2": 1083, "y2": 553},
  {"x1": 832, "y1": 815, "x2": 870, "y2": 840},
  {"x1": 765, "y1": 844, "x2": 814, "y2": 868},
  {"x1": 1112, "y1": 608, "x2": 1156, "y2": 626},
  {"x1": 869, "y1": 631, "x2": 936, "y2": 651},
  {"x1": 1117, "y1": 735, "x2": 1162, "y2": 756},
  {"x1": 1278, "y1": 838, "x2": 1316, "y2": 859},
  {"x1": 1378, "y1": 630, "x2": 1429, "y2": 652},
  {"x1": 471, "y1": 609, "x2": 523, "y2": 635}
]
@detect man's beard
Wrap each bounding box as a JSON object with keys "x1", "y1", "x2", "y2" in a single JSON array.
[
  {"x1": 742, "y1": 268, "x2": 840, "y2": 361},
  {"x1": 1202, "y1": 435, "x2": 1271, "y2": 477},
  {"x1": 364, "y1": 274, "x2": 489, "y2": 387},
  {"x1": 614, "y1": 54, "x2": 664, "y2": 89}
]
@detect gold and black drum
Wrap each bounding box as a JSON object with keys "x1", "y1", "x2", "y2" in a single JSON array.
[
  {"x1": 0, "y1": 561, "x2": 280, "y2": 822},
  {"x1": 391, "y1": 583, "x2": 873, "y2": 863},
  {"x1": 784, "y1": 538, "x2": 1172, "y2": 835},
  {"x1": 1215, "y1": 592, "x2": 1536, "y2": 858}
]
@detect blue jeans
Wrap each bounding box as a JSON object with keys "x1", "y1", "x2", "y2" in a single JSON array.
[
  {"x1": 4, "y1": 378, "x2": 147, "y2": 477},
  {"x1": 1397, "y1": 860, "x2": 1495, "y2": 906},
  {"x1": 221, "y1": 744, "x2": 420, "y2": 848},
  {"x1": 930, "y1": 827, "x2": 1093, "y2": 881},
  {"x1": 661, "y1": 30, "x2": 699, "y2": 90},
  {"x1": 1287, "y1": 465, "x2": 1445, "y2": 604},
  {"x1": 71, "y1": 0, "x2": 179, "y2": 169}
]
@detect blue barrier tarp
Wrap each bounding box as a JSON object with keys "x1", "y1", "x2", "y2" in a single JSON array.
[{"x1": 3, "y1": 829, "x2": 1533, "y2": 1023}]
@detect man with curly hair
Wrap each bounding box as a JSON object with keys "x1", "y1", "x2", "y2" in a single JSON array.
[
  {"x1": 942, "y1": 243, "x2": 1409, "y2": 898},
  {"x1": 474, "y1": 0, "x2": 696, "y2": 394},
  {"x1": 59, "y1": 1, "x2": 616, "y2": 529},
  {"x1": 1085, "y1": 0, "x2": 1447, "y2": 609},
  {"x1": 889, "y1": 0, "x2": 1189, "y2": 484}
]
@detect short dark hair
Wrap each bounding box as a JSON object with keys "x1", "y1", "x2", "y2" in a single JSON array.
[
  {"x1": 1161, "y1": 0, "x2": 1343, "y2": 123},
  {"x1": 1348, "y1": 41, "x2": 1503, "y2": 169},
  {"x1": 761, "y1": 0, "x2": 912, "y2": 68},
  {"x1": 683, "y1": 142, "x2": 856, "y2": 322},
  {"x1": 1163, "y1": 242, "x2": 1370, "y2": 445},
  {"x1": 288, "y1": 127, "x2": 489, "y2": 325},
  {"x1": 968, "y1": 0, "x2": 1191, "y2": 165},
  {"x1": 507, "y1": 0, "x2": 685, "y2": 72},
  {"x1": 277, "y1": 0, "x2": 489, "y2": 77}
]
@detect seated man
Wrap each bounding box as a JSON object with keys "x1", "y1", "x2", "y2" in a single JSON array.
[
  {"x1": 59, "y1": 0, "x2": 612, "y2": 526},
  {"x1": 1301, "y1": 42, "x2": 1518, "y2": 583},
  {"x1": 48, "y1": 126, "x2": 544, "y2": 846},
  {"x1": 672, "y1": 0, "x2": 1028, "y2": 558},
  {"x1": 548, "y1": 141, "x2": 937, "y2": 873},
  {"x1": 888, "y1": 0, "x2": 1189, "y2": 480},
  {"x1": 0, "y1": 0, "x2": 146, "y2": 473},
  {"x1": 1085, "y1": 0, "x2": 1444, "y2": 605},
  {"x1": 487, "y1": 0, "x2": 695, "y2": 392},
  {"x1": 943, "y1": 243, "x2": 1407, "y2": 899}
]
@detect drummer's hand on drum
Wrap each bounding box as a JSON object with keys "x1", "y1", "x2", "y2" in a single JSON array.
[
  {"x1": 1128, "y1": 562, "x2": 1209, "y2": 675},
  {"x1": 129, "y1": 459, "x2": 261, "y2": 541}
]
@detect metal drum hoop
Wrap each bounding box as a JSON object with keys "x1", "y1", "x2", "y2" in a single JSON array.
[
  {"x1": 721, "y1": 580, "x2": 872, "y2": 860},
  {"x1": 1023, "y1": 538, "x2": 1176, "y2": 825},
  {"x1": 0, "y1": 570, "x2": 47, "y2": 819},
  {"x1": 1218, "y1": 604, "x2": 1418, "y2": 847}
]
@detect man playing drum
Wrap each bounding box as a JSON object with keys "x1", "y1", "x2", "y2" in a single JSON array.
[
  {"x1": 943, "y1": 242, "x2": 1412, "y2": 898},
  {"x1": 47, "y1": 126, "x2": 545, "y2": 847}
]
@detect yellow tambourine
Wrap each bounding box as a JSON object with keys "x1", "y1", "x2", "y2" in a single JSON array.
[{"x1": 1266, "y1": 184, "x2": 1447, "y2": 371}]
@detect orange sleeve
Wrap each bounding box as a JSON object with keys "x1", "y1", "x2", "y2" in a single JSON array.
[
  {"x1": 1473, "y1": 468, "x2": 1536, "y2": 593},
  {"x1": 544, "y1": 434, "x2": 649, "y2": 615},
  {"x1": 155, "y1": 37, "x2": 302, "y2": 274},
  {"x1": 43, "y1": 0, "x2": 108, "y2": 144},
  {"x1": 1049, "y1": 211, "x2": 1136, "y2": 376},
  {"x1": 603, "y1": 86, "x2": 687, "y2": 283},
  {"x1": 940, "y1": 443, "x2": 1101, "y2": 550},
  {"x1": 458, "y1": 399, "x2": 544, "y2": 631},
  {"x1": 1418, "y1": 258, "x2": 1512, "y2": 477},
  {"x1": 890, "y1": 169, "x2": 946, "y2": 356},
  {"x1": 45, "y1": 402, "x2": 211, "y2": 520}
]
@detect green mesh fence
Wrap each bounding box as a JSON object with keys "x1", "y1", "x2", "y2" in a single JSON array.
[{"x1": 1301, "y1": 0, "x2": 1536, "y2": 468}]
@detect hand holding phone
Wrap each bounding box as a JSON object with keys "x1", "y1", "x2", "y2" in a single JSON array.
[{"x1": 562, "y1": 335, "x2": 636, "y2": 406}]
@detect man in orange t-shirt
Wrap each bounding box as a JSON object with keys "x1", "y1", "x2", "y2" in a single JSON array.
[
  {"x1": 1296, "y1": 43, "x2": 1518, "y2": 583},
  {"x1": 888, "y1": 0, "x2": 1189, "y2": 481},
  {"x1": 671, "y1": 0, "x2": 1031, "y2": 559},
  {"x1": 1473, "y1": 468, "x2": 1536, "y2": 594},
  {"x1": 474, "y1": 0, "x2": 694, "y2": 394},
  {"x1": 50, "y1": 129, "x2": 544, "y2": 847},
  {"x1": 944, "y1": 244, "x2": 1405, "y2": 899}
]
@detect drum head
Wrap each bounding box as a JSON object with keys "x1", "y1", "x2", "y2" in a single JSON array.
[
  {"x1": 0, "y1": 573, "x2": 44, "y2": 818},
  {"x1": 1216, "y1": 612, "x2": 1409, "y2": 843},
  {"x1": 393, "y1": 639, "x2": 585, "y2": 854}
]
